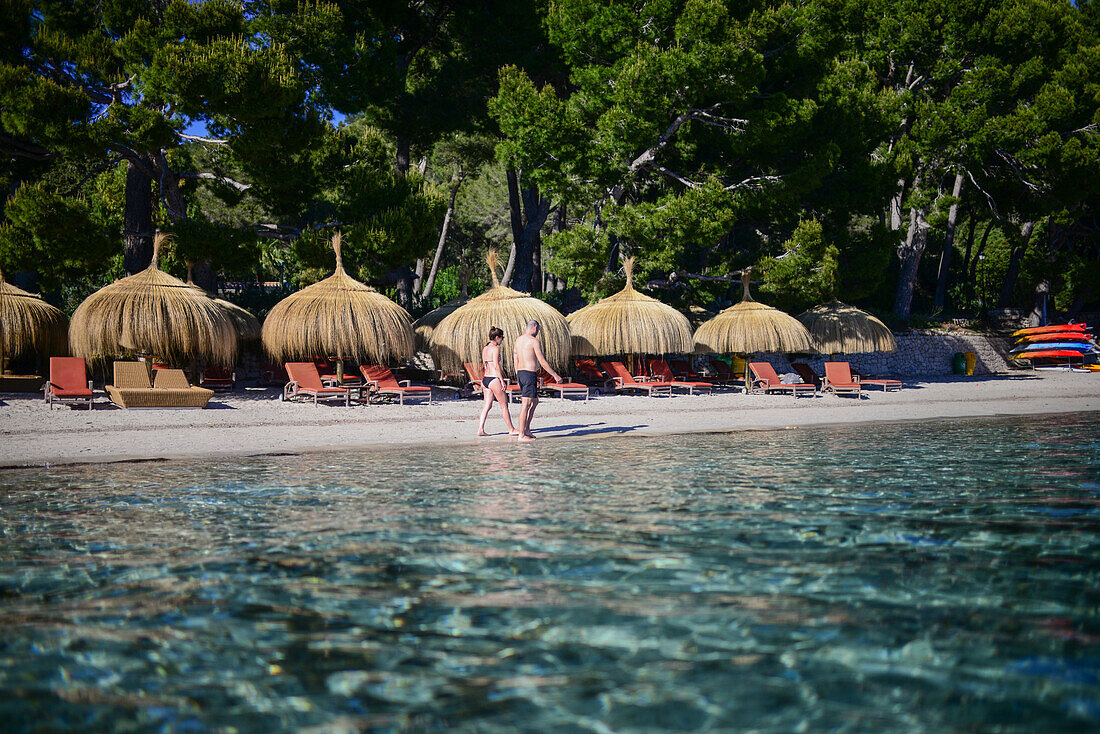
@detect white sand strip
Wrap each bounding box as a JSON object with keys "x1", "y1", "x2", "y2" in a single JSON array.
[{"x1": 1, "y1": 371, "x2": 1098, "y2": 468}]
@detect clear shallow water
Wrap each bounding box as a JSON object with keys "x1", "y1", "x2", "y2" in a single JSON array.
[{"x1": 1, "y1": 414, "x2": 1099, "y2": 733}]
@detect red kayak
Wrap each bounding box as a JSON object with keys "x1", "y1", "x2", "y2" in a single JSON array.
[
  {"x1": 1014, "y1": 332, "x2": 1094, "y2": 344},
  {"x1": 1012, "y1": 323, "x2": 1090, "y2": 337},
  {"x1": 1009, "y1": 350, "x2": 1087, "y2": 360}
]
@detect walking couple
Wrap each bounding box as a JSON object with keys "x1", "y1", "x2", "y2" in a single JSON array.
[{"x1": 477, "y1": 320, "x2": 561, "y2": 442}]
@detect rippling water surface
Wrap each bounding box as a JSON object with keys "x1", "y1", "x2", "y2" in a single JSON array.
[{"x1": 2, "y1": 413, "x2": 1099, "y2": 732}]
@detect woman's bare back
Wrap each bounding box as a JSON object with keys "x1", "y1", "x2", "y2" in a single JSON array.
[{"x1": 482, "y1": 342, "x2": 502, "y2": 377}]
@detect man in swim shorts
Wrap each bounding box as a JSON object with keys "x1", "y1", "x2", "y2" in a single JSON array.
[{"x1": 513, "y1": 319, "x2": 561, "y2": 442}]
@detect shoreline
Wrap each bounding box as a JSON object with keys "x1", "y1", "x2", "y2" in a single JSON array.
[{"x1": 1, "y1": 371, "x2": 1098, "y2": 469}]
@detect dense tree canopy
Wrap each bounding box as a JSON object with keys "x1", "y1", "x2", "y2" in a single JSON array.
[{"x1": 1, "y1": 0, "x2": 1097, "y2": 328}]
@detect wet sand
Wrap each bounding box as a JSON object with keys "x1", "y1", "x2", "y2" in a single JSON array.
[{"x1": 1, "y1": 370, "x2": 1098, "y2": 468}]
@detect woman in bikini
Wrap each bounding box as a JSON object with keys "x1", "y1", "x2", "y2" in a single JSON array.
[{"x1": 477, "y1": 327, "x2": 518, "y2": 437}]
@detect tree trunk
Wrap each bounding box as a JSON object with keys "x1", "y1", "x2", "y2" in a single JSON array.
[
  {"x1": 192, "y1": 261, "x2": 218, "y2": 293},
  {"x1": 502, "y1": 167, "x2": 524, "y2": 285},
  {"x1": 1028, "y1": 278, "x2": 1051, "y2": 327},
  {"x1": 421, "y1": 182, "x2": 459, "y2": 302},
  {"x1": 997, "y1": 220, "x2": 1036, "y2": 308},
  {"x1": 123, "y1": 155, "x2": 155, "y2": 274},
  {"x1": 959, "y1": 214, "x2": 978, "y2": 291},
  {"x1": 545, "y1": 204, "x2": 567, "y2": 292},
  {"x1": 892, "y1": 203, "x2": 930, "y2": 321},
  {"x1": 511, "y1": 183, "x2": 551, "y2": 294},
  {"x1": 933, "y1": 172, "x2": 965, "y2": 311},
  {"x1": 967, "y1": 220, "x2": 995, "y2": 301},
  {"x1": 396, "y1": 136, "x2": 411, "y2": 174}
]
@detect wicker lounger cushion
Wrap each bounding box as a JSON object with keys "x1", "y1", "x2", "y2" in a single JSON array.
[{"x1": 106, "y1": 364, "x2": 213, "y2": 408}]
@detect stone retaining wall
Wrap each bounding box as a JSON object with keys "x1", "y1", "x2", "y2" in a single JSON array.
[{"x1": 757, "y1": 331, "x2": 1013, "y2": 378}]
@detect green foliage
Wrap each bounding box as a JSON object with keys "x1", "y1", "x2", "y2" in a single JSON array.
[
  {"x1": 0, "y1": 183, "x2": 116, "y2": 289},
  {"x1": 757, "y1": 220, "x2": 839, "y2": 313}
]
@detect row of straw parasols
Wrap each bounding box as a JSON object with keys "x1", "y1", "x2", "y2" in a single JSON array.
[{"x1": 4, "y1": 232, "x2": 895, "y2": 378}]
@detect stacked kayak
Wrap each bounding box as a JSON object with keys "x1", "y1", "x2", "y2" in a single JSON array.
[{"x1": 1009, "y1": 323, "x2": 1096, "y2": 363}]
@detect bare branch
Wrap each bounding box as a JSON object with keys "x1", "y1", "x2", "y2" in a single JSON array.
[
  {"x1": 964, "y1": 167, "x2": 1000, "y2": 219},
  {"x1": 179, "y1": 133, "x2": 229, "y2": 145},
  {"x1": 724, "y1": 174, "x2": 781, "y2": 191},
  {"x1": 179, "y1": 172, "x2": 251, "y2": 192}
]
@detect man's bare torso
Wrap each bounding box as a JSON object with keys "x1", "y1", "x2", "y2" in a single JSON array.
[{"x1": 514, "y1": 334, "x2": 539, "y2": 372}]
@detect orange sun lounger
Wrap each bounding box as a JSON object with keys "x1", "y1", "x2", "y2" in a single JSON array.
[
  {"x1": 44, "y1": 357, "x2": 94, "y2": 410},
  {"x1": 600, "y1": 361, "x2": 674, "y2": 397},
  {"x1": 360, "y1": 365, "x2": 432, "y2": 405},
  {"x1": 537, "y1": 368, "x2": 590, "y2": 400},
  {"x1": 748, "y1": 362, "x2": 816, "y2": 397},
  {"x1": 648, "y1": 358, "x2": 713, "y2": 395},
  {"x1": 283, "y1": 362, "x2": 351, "y2": 406},
  {"x1": 823, "y1": 362, "x2": 863, "y2": 398}
]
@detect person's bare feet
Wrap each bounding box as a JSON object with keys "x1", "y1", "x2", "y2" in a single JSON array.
[
  {"x1": 477, "y1": 430, "x2": 489, "y2": 437},
  {"x1": 508, "y1": 430, "x2": 520, "y2": 436},
  {"x1": 519, "y1": 433, "x2": 536, "y2": 441}
]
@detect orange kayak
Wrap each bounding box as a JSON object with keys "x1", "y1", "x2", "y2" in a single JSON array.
[
  {"x1": 1012, "y1": 324, "x2": 1090, "y2": 337},
  {"x1": 1009, "y1": 350, "x2": 1088, "y2": 360},
  {"x1": 1014, "y1": 332, "x2": 1094, "y2": 344}
]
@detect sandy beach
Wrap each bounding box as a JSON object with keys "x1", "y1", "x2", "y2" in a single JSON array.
[{"x1": 1, "y1": 370, "x2": 1098, "y2": 468}]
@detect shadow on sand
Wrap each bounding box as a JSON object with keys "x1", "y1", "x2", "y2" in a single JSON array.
[{"x1": 536, "y1": 421, "x2": 646, "y2": 438}]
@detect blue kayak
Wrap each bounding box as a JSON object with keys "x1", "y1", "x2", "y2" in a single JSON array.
[{"x1": 1010, "y1": 341, "x2": 1098, "y2": 354}]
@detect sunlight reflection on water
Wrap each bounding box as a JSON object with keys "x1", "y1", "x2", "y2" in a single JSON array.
[{"x1": 1, "y1": 413, "x2": 1099, "y2": 732}]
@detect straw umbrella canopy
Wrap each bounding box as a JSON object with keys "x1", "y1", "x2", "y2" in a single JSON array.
[
  {"x1": 797, "y1": 300, "x2": 896, "y2": 356},
  {"x1": 693, "y1": 269, "x2": 816, "y2": 357},
  {"x1": 412, "y1": 297, "x2": 467, "y2": 352},
  {"x1": 566, "y1": 257, "x2": 693, "y2": 357},
  {"x1": 185, "y1": 264, "x2": 261, "y2": 343},
  {"x1": 0, "y1": 269, "x2": 69, "y2": 371},
  {"x1": 70, "y1": 234, "x2": 237, "y2": 366},
  {"x1": 261, "y1": 232, "x2": 414, "y2": 367},
  {"x1": 430, "y1": 250, "x2": 570, "y2": 375}
]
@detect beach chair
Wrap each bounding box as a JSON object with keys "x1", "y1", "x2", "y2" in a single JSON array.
[
  {"x1": 537, "y1": 368, "x2": 590, "y2": 401},
  {"x1": 748, "y1": 362, "x2": 816, "y2": 397},
  {"x1": 600, "y1": 361, "x2": 674, "y2": 397},
  {"x1": 851, "y1": 369, "x2": 902, "y2": 391},
  {"x1": 464, "y1": 362, "x2": 519, "y2": 402},
  {"x1": 151, "y1": 368, "x2": 215, "y2": 408},
  {"x1": 668, "y1": 358, "x2": 713, "y2": 384},
  {"x1": 199, "y1": 365, "x2": 235, "y2": 390},
  {"x1": 707, "y1": 358, "x2": 747, "y2": 389},
  {"x1": 647, "y1": 358, "x2": 713, "y2": 395},
  {"x1": 44, "y1": 357, "x2": 94, "y2": 410},
  {"x1": 283, "y1": 362, "x2": 351, "y2": 406},
  {"x1": 572, "y1": 359, "x2": 614, "y2": 390},
  {"x1": 360, "y1": 365, "x2": 432, "y2": 405},
  {"x1": 106, "y1": 362, "x2": 214, "y2": 408},
  {"x1": 790, "y1": 362, "x2": 822, "y2": 390},
  {"x1": 822, "y1": 362, "x2": 863, "y2": 398}
]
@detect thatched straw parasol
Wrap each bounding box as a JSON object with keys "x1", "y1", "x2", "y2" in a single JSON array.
[
  {"x1": 797, "y1": 300, "x2": 896, "y2": 355},
  {"x1": 413, "y1": 297, "x2": 467, "y2": 352},
  {"x1": 261, "y1": 232, "x2": 414, "y2": 367},
  {"x1": 1, "y1": 269, "x2": 69, "y2": 371},
  {"x1": 430, "y1": 249, "x2": 570, "y2": 375},
  {"x1": 693, "y1": 269, "x2": 816, "y2": 357},
  {"x1": 70, "y1": 234, "x2": 237, "y2": 366},
  {"x1": 185, "y1": 263, "x2": 261, "y2": 343},
  {"x1": 566, "y1": 257, "x2": 693, "y2": 357}
]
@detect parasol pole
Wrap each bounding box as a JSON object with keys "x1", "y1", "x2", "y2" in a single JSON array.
[{"x1": 741, "y1": 268, "x2": 753, "y2": 387}]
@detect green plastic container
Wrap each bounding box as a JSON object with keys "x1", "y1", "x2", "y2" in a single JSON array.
[{"x1": 952, "y1": 352, "x2": 967, "y2": 375}]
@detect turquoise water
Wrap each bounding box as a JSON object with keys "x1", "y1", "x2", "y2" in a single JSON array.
[{"x1": 1, "y1": 413, "x2": 1099, "y2": 732}]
